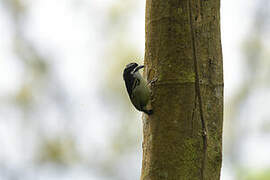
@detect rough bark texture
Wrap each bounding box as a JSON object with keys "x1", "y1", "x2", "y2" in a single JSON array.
[{"x1": 141, "y1": 0, "x2": 223, "y2": 180}]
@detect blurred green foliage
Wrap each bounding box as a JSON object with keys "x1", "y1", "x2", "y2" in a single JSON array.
[
  {"x1": 237, "y1": 168, "x2": 270, "y2": 180},
  {"x1": 224, "y1": 1, "x2": 270, "y2": 180},
  {"x1": 37, "y1": 137, "x2": 80, "y2": 165}
]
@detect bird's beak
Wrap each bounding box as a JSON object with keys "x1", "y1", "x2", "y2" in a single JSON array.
[{"x1": 134, "y1": 65, "x2": 144, "y2": 73}]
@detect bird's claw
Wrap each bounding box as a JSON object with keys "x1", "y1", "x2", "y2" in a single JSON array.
[{"x1": 147, "y1": 77, "x2": 158, "y2": 86}]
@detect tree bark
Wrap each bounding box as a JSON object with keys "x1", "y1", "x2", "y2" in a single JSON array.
[{"x1": 141, "y1": 0, "x2": 223, "y2": 180}]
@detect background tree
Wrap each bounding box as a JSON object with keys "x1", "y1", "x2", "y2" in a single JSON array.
[{"x1": 141, "y1": 0, "x2": 223, "y2": 179}]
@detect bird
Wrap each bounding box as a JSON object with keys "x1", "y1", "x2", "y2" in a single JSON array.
[{"x1": 123, "y1": 62, "x2": 153, "y2": 115}]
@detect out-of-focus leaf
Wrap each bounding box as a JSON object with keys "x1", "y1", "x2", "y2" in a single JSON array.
[
  {"x1": 37, "y1": 137, "x2": 80, "y2": 166},
  {"x1": 15, "y1": 84, "x2": 33, "y2": 106},
  {"x1": 237, "y1": 168, "x2": 270, "y2": 180}
]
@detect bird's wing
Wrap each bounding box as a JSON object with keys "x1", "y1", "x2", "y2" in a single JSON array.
[{"x1": 132, "y1": 78, "x2": 140, "y2": 92}]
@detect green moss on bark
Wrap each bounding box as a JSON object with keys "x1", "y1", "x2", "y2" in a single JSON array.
[{"x1": 141, "y1": 0, "x2": 223, "y2": 180}]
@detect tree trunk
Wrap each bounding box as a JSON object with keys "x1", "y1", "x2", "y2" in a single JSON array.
[{"x1": 141, "y1": 0, "x2": 223, "y2": 180}]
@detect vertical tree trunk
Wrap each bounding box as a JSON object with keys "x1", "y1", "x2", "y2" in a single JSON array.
[{"x1": 141, "y1": 0, "x2": 223, "y2": 179}]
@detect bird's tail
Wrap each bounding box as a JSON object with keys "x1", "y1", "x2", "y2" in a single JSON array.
[{"x1": 142, "y1": 109, "x2": 153, "y2": 115}]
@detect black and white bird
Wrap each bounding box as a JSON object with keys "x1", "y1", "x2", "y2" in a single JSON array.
[{"x1": 123, "y1": 62, "x2": 153, "y2": 115}]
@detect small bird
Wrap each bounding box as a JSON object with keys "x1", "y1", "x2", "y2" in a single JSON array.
[{"x1": 123, "y1": 62, "x2": 153, "y2": 115}]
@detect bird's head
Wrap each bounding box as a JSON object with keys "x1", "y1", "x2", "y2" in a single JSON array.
[
  {"x1": 124, "y1": 62, "x2": 144, "y2": 75},
  {"x1": 124, "y1": 62, "x2": 138, "y2": 75}
]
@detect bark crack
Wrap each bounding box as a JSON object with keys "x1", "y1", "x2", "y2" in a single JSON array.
[
  {"x1": 188, "y1": 1, "x2": 208, "y2": 180},
  {"x1": 191, "y1": 93, "x2": 197, "y2": 136}
]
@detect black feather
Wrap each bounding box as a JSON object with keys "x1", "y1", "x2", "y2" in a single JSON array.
[
  {"x1": 142, "y1": 109, "x2": 153, "y2": 115},
  {"x1": 123, "y1": 63, "x2": 138, "y2": 97}
]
